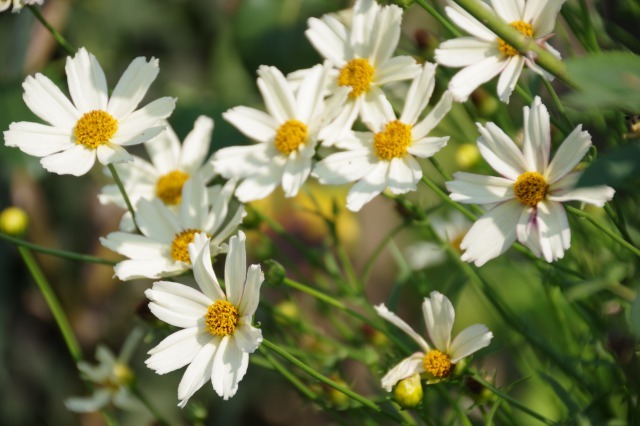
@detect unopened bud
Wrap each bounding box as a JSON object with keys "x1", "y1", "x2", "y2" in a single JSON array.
[
  {"x1": 394, "y1": 374, "x2": 423, "y2": 408},
  {"x1": 0, "y1": 207, "x2": 29, "y2": 237},
  {"x1": 263, "y1": 260, "x2": 286, "y2": 286},
  {"x1": 455, "y1": 144, "x2": 480, "y2": 169},
  {"x1": 274, "y1": 300, "x2": 299, "y2": 324},
  {"x1": 327, "y1": 376, "x2": 350, "y2": 409}
]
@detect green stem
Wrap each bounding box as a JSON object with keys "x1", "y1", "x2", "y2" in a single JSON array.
[
  {"x1": 414, "y1": 0, "x2": 462, "y2": 37},
  {"x1": 605, "y1": 203, "x2": 634, "y2": 246},
  {"x1": 0, "y1": 232, "x2": 116, "y2": 266},
  {"x1": 27, "y1": 5, "x2": 77, "y2": 55},
  {"x1": 259, "y1": 347, "x2": 318, "y2": 400},
  {"x1": 335, "y1": 244, "x2": 360, "y2": 291},
  {"x1": 107, "y1": 164, "x2": 140, "y2": 233},
  {"x1": 18, "y1": 247, "x2": 82, "y2": 362},
  {"x1": 542, "y1": 79, "x2": 573, "y2": 133},
  {"x1": 578, "y1": 0, "x2": 600, "y2": 53},
  {"x1": 566, "y1": 205, "x2": 640, "y2": 258},
  {"x1": 360, "y1": 222, "x2": 405, "y2": 286},
  {"x1": 421, "y1": 176, "x2": 478, "y2": 221},
  {"x1": 131, "y1": 385, "x2": 171, "y2": 426},
  {"x1": 429, "y1": 157, "x2": 453, "y2": 182},
  {"x1": 262, "y1": 339, "x2": 405, "y2": 423},
  {"x1": 451, "y1": 0, "x2": 577, "y2": 88}
]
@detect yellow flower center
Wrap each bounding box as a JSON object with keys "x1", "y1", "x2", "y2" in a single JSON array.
[
  {"x1": 205, "y1": 300, "x2": 239, "y2": 336},
  {"x1": 498, "y1": 20, "x2": 534, "y2": 57},
  {"x1": 374, "y1": 120, "x2": 413, "y2": 160},
  {"x1": 423, "y1": 349, "x2": 452, "y2": 379},
  {"x1": 170, "y1": 229, "x2": 202, "y2": 264},
  {"x1": 74, "y1": 110, "x2": 118, "y2": 149},
  {"x1": 274, "y1": 120, "x2": 308, "y2": 155},
  {"x1": 338, "y1": 58, "x2": 375, "y2": 99},
  {"x1": 513, "y1": 171, "x2": 548, "y2": 207},
  {"x1": 156, "y1": 170, "x2": 190, "y2": 205}
]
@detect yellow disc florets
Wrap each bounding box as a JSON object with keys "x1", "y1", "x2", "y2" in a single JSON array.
[
  {"x1": 275, "y1": 120, "x2": 308, "y2": 155},
  {"x1": 156, "y1": 170, "x2": 190, "y2": 205},
  {"x1": 373, "y1": 120, "x2": 413, "y2": 160},
  {"x1": 498, "y1": 20, "x2": 534, "y2": 57},
  {"x1": 338, "y1": 58, "x2": 375, "y2": 99},
  {"x1": 170, "y1": 229, "x2": 201, "y2": 263},
  {"x1": 423, "y1": 349, "x2": 453, "y2": 379},
  {"x1": 205, "y1": 300, "x2": 240, "y2": 336},
  {"x1": 513, "y1": 171, "x2": 548, "y2": 207},
  {"x1": 74, "y1": 110, "x2": 118, "y2": 149}
]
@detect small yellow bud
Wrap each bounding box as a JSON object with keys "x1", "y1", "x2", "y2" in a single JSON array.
[
  {"x1": 0, "y1": 207, "x2": 29, "y2": 237},
  {"x1": 394, "y1": 374, "x2": 423, "y2": 408},
  {"x1": 274, "y1": 300, "x2": 299, "y2": 324},
  {"x1": 361, "y1": 324, "x2": 389, "y2": 347},
  {"x1": 326, "y1": 376, "x2": 350, "y2": 409},
  {"x1": 455, "y1": 144, "x2": 481, "y2": 169}
]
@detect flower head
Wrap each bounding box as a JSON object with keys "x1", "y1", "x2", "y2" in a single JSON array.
[
  {"x1": 0, "y1": 0, "x2": 42, "y2": 13},
  {"x1": 376, "y1": 291, "x2": 492, "y2": 391},
  {"x1": 4, "y1": 48, "x2": 176, "y2": 176},
  {"x1": 435, "y1": 0, "x2": 566, "y2": 103},
  {"x1": 145, "y1": 231, "x2": 263, "y2": 406},
  {"x1": 446, "y1": 97, "x2": 615, "y2": 266}
]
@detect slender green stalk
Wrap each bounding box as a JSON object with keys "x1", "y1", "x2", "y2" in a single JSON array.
[
  {"x1": 335, "y1": 244, "x2": 360, "y2": 290},
  {"x1": 451, "y1": 0, "x2": 576, "y2": 88},
  {"x1": 18, "y1": 247, "x2": 82, "y2": 362},
  {"x1": 131, "y1": 385, "x2": 171, "y2": 426},
  {"x1": 414, "y1": 0, "x2": 462, "y2": 37},
  {"x1": 605, "y1": 203, "x2": 634, "y2": 246},
  {"x1": 259, "y1": 347, "x2": 318, "y2": 400},
  {"x1": 421, "y1": 176, "x2": 477, "y2": 221},
  {"x1": 0, "y1": 232, "x2": 116, "y2": 265},
  {"x1": 27, "y1": 5, "x2": 77, "y2": 55},
  {"x1": 429, "y1": 158, "x2": 453, "y2": 182},
  {"x1": 566, "y1": 206, "x2": 640, "y2": 258},
  {"x1": 262, "y1": 339, "x2": 405, "y2": 423},
  {"x1": 360, "y1": 222, "x2": 405, "y2": 286},
  {"x1": 107, "y1": 164, "x2": 140, "y2": 233},
  {"x1": 542, "y1": 79, "x2": 573, "y2": 133}
]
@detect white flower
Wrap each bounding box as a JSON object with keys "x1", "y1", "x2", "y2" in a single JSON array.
[
  {"x1": 0, "y1": 0, "x2": 42, "y2": 13},
  {"x1": 99, "y1": 116, "x2": 217, "y2": 231},
  {"x1": 65, "y1": 329, "x2": 143, "y2": 413},
  {"x1": 301, "y1": 0, "x2": 421, "y2": 143},
  {"x1": 212, "y1": 64, "x2": 345, "y2": 202},
  {"x1": 313, "y1": 63, "x2": 453, "y2": 211},
  {"x1": 145, "y1": 231, "x2": 263, "y2": 406},
  {"x1": 100, "y1": 176, "x2": 244, "y2": 280},
  {"x1": 435, "y1": 0, "x2": 566, "y2": 103},
  {"x1": 446, "y1": 97, "x2": 615, "y2": 266},
  {"x1": 4, "y1": 47, "x2": 176, "y2": 176},
  {"x1": 376, "y1": 291, "x2": 492, "y2": 391}
]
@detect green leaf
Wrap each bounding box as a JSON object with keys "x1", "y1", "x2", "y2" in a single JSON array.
[
  {"x1": 564, "y1": 52, "x2": 640, "y2": 111},
  {"x1": 576, "y1": 143, "x2": 640, "y2": 189}
]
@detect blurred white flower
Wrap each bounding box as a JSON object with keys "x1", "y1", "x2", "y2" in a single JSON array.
[
  {"x1": 446, "y1": 97, "x2": 615, "y2": 266},
  {"x1": 4, "y1": 47, "x2": 175, "y2": 176},
  {"x1": 100, "y1": 177, "x2": 244, "y2": 280},
  {"x1": 435, "y1": 0, "x2": 566, "y2": 103},
  {"x1": 376, "y1": 291, "x2": 492, "y2": 391},
  {"x1": 0, "y1": 0, "x2": 43, "y2": 13},
  {"x1": 145, "y1": 231, "x2": 263, "y2": 406}
]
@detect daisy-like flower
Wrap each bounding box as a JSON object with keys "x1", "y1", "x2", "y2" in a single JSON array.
[
  {"x1": 212, "y1": 64, "x2": 346, "y2": 202},
  {"x1": 376, "y1": 291, "x2": 492, "y2": 391},
  {"x1": 435, "y1": 0, "x2": 565, "y2": 103},
  {"x1": 100, "y1": 176, "x2": 244, "y2": 280},
  {"x1": 4, "y1": 47, "x2": 176, "y2": 176},
  {"x1": 0, "y1": 0, "x2": 42, "y2": 13},
  {"x1": 313, "y1": 63, "x2": 453, "y2": 211},
  {"x1": 302, "y1": 0, "x2": 421, "y2": 143},
  {"x1": 446, "y1": 97, "x2": 615, "y2": 266},
  {"x1": 145, "y1": 231, "x2": 263, "y2": 406},
  {"x1": 99, "y1": 116, "x2": 217, "y2": 231}
]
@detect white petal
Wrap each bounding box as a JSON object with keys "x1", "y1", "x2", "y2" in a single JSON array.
[
  {"x1": 446, "y1": 171, "x2": 514, "y2": 204},
  {"x1": 387, "y1": 156, "x2": 421, "y2": 195},
  {"x1": 399, "y1": 62, "x2": 436, "y2": 125},
  {"x1": 22, "y1": 74, "x2": 80, "y2": 129},
  {"x1": 146, "y1": 327, "x2": 212, "y2": 374},
  {"x1": 411, "y1": 91, "x2": 454, "y2": 139},
  {"x1": 113, "y1": 258, "x2": 185, "y2": 280},
  {"x1": 107, "y1": 57, "x2": 160, "y2": 120},
  {"x1": 65, "y1": 389, "x2": 111, "y2": 413},
  {"x1": 369, "y1": 2, "x2": 402, "y2": 66},
  {"x1": 148, "y1": 299, "x2": 203, "y2": 328},
  {"x1": 40, "y1": 145, "x2": 96, "y2": 176},
  {"x1": 490, "y1": 0, "x2": 524, "y2": 22},
  {"x1": 4, "y1": 122, "x2": 73, "y2": 157},
  {"x1": 234, "y1": 321, "x2": 263, "y2": 353},
  {"x1": 477, "y1": 122, "x2": 527, "y2": 180},
  {"x1": 223, "y1": 107, "x2": 278, "y2": 144},
  {"x1": 459, "y1": 199, "x2": 522, "y2": 266},
  {"x1": 548, "y1": 172, "x2": 614, "y2": 207},
  {"x1": 177, "y1": 338, "x2": 218, "y2": 408},
  {"x1": 225, "y1": 231, "x2": 247, "y2": 307},
  {"x1": 351, "y1": 0, "x2": 381, "y2": 59},
  {"x1": 374, "y1": 56, "x2": 421, "y2": 86},
  {"x1": 99, "y1": 232, "x2": 166, "y2": 259},
  {"x1": 211, "y1": 336, "x2": 249, "y2": 400},
  {"x1": 536, "y1": 200, "x2": 570, "y2": 262},
  {"x1": 212, "y1": 144, "x2": 271, "y2": 180},
  {"x1": 188, "y1": 232, "x2": 225, "y2": 301},
  {"x1": 65, "y1": 48, "x2": 108, "y2": 112},
  {"x1": 449, "y1": 324, "x2": 493, "y2": 363},
  {"x1": 146, "y1": 281, "x2": 211, "y2": 316},
  {"x1": 522, "y1": 96, "x2": 550, "y2": 173},
  {"x1": 110, "y1": 126, "x2": 165, "y2": 148},
  {"x1": 422, "y1": 292, "x2": 455, "y2": 352},
  {"x1": 305, "y1": 16, "x2": 349, "y2": 67},
  {"x1": 496, "y1": 56, "x2": 525, "y2": 103},
  {"x1": 445, "y1": 2, "x2": 496, "y2": 41},
  {"x1": 435, "y1": 37, "x2": 497, "y2": 68},
  {"x1": 180, "y1": 177, "x2": 208, "y2": 231},
  {"x1": 96, "y1": 143, "x2": 133, "y2": 165},
  {"x1": 380, "y1": 352, "x2": 425, "y2": 392},
  {"x1": 282, "y1": 152, "x2": 312, "y2": 198},
  {"x1": 257, "y1": 66, "x2": 296, "y2": 123},
  {"x1": 318, "y1": 99, "x2": 360, "y2": 145},
  {"x1": 209, "y1": 205, "x2": 245, "y2": 251},
  {"x1": 313, "y1": 148, "x2": 377, "y2": 185},
  {"x1": 135, "y1": 198, "x2": 181, "y2": 243},
  {"x1": 234, "y1": 163, "x2": 285, "y2": 203},
  {"x1": 524, "y1": 0, "x2": 566, "y2": 38},
  {"x1": 144, "y1": 123, "x2": 181, "y2": 174},
  {"x1": 204, "y1": 179, "x2": 235, "y2": 234},
  {"x1": 237, "y1": 265, "x2": 263, "y2": 317},
  {"x1": 448, "y1": 55, "x2": 507, "y2": 102},
  {"x1": 179, "y1": 117, "x2": 214, "y2": 172},
  {"x1": 115, "y1": 97, "x2": 177, "y2": 146},
  {"x1": 361, "y1": 86, "x2": 395, "y2": 128},
  {"x1": 516, "y1": 207, "x2": 542, "y2": 257},
  {"x1": 296, "y1": 64, "x2": 327, "y2": 124},
  {"x1": 545, "y1": 125, "x2": 591, "y2": 184},
  {"x1": 406, "y1": 136, "x2": 449, "y2": 158},
  {"x1": 346, "y1": 161, "x2": 389, "y2": 212},
  {"x1": 374, "y1": 304, "x2": 429, "y2": 352}
]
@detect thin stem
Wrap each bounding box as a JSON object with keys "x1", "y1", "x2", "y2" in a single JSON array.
[
  {"x1": 451, "y1": 0, "x2": 577, "y2": 88},
  {"x1": 259, "y1": 347, "x2": 318, "y2": 400},
  {"x1": 421, "y1": 176, "x2": 478, "y2": 221},
  {"x1": 605, "y1": 202, "x2": 634, "y2": 246},
  {"x1": 566, "y1": 205, "x2": 640, "y2": 258},
  {"x1": 542, "y1": 79, "x2": 573, "y2": 133},
  {"x1": 335, "y1": 244, "x2": 360, "y2": 291},
  {"x1": 27, "y1": 5, "x2": 77, "y2": 55},
  {"x1": 414, "y1": 0, "x2": 462, "y2": 37},
  {"x1": 107, "y1": 164, "x2": 140, "y2": 233},
  {"x1": 18, "y1": 247, "x2": 82, "y2": 362},
  {"x1": 0, "y1": 232, "x2": 116, "y2": 266},
  {"x1": 131, "y1": 385, "x2": 171, "y2": 426},
  {"x1": 360, "y1": 222, "x2": 405, "y2": 286},
  {"x1": 262, "y1": 339, "x2": 405, "y2": 423}
]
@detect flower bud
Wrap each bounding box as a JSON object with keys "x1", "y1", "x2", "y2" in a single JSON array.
[
  {"x1": 274, "y1": 300, "x2": 299, "y2": 324},
  {"x1": 455, "y1": 144, "x2": 481, "y2": 169},
  {"x1": 394, "y1": 374, "x2": 423, "y2": 408},
  {"x1": 263, "y1": 260, "x2": 286, "y2": 286},
  {"x1": 0, "y1": 207, "x2": 29, "y2": 237}
]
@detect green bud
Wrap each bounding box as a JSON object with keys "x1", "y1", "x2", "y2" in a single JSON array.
[
  {"x1": 394, "y1": 374, "x2": 423, "y2": 408},
  {"x1": 263, "y1": 260, "x2": 286, "y2": 286}
]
